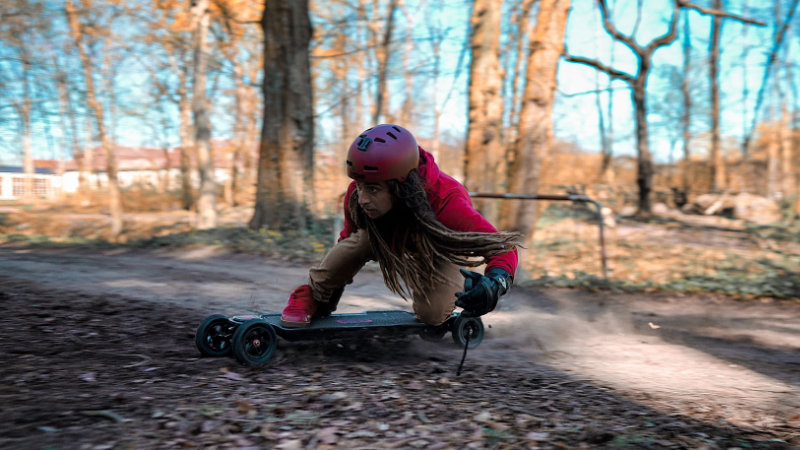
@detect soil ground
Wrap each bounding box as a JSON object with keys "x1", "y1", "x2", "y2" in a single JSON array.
[{"x1": 1, "y1": 245, "x2": 799, "y2": 449}]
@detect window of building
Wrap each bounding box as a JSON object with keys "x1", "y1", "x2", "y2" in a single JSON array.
[
  {"x1": 34, "y1": 178, "x2": 49, "y2": 196},
  {"x1": 12, "y1": 178, "x2": 24, "y2": 197}
]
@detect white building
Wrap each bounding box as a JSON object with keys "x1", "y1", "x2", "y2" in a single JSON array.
[
  {"x1": 1, "y1": 143, "x2": 251, "y2": 201},
  {"x1": 0, "y1": 165, "x2": 62, "y2": 200}
]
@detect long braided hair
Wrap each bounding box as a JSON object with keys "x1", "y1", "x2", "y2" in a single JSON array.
[{"x1": 348, "y1": 169, "x2": 524, "y2": 299}]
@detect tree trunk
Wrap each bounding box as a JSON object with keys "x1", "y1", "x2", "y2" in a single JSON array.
[
  {"x1": 399, "y1": 2, "x2": 415, "y2": 127},
  {"x1": 632, "y1": 76, "x2": 654, "y2": 215},
  {"x1": 67, "y1": 0, "x2": 123, "y2": 239},
  {"x1": 164, "y1": 40, "x2": 195, "y2": 211},
  {"x1": 780, "y1": 106, "x2": 794, "y2": 197},
  {"x1": 229, "y1": 60, "x2": 249, "y2": 207},
  {"x1": 739, "y1": 0, "x2": 751, "y2": 161},
  {"x1": 371, "y1": 0, "x2": 398, "y2": 124},
  {"x1": 680, "y1": 9, "x2": 692, "y2": 194},
  {"x1": 191, "y1": 0, "x2": 217, "y2": 229},
  {"x1": 81, "y1": 119, "x2": 93, "y2": 195},
  {"x1": 708, "y1": 0, "x2": 726, "y2": 192},
  {"x1": 250, "y1": 0, "x2": 315, "y2": 231},
  {"x1": 501, "y1": 0, "x2": 570, "y2": 241},
  {"x1": 55, "y1": 66, "x2": 81, "y2": 183},
  {"x1": 464, "y1": 0, "x2": 504, "y2": 223},
  {"x1": 767, "y1": 123, "x2": 780, "y2": 199},
  {"x1": 20, "y1": 75, "x2": 33, "y2": 201},
  {"x1": 22, "y1": 125, "x2": 33, "y2": 200},
  {"x1": 593, "y1": 7, "x2": 611, "y2": 184},
  {"x1": 506, "y1": 0, "x2": 534, "y2": 154}
]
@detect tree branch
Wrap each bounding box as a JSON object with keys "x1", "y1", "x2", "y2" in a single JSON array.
[
  {"x1": 597, "y1": 0, "x2": 642, "y2": 54},
  {"x1": 647, "y1": 0, "x2": 680, "y2": 52},
  {"x1": 562, "y1": 52, "x2": 635, "y2": 84},
  {"x1": 678, "y1": 0, "x2": 766, "y2": 26}
]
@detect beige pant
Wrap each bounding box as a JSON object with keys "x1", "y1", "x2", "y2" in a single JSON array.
[{"x1": 308, "y1": 230, "x2": 461, "y2": 325}]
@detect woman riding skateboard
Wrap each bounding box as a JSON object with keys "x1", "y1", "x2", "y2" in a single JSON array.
[{"x1": 281, "y1": 124, "x2": 523, "y2": 328}]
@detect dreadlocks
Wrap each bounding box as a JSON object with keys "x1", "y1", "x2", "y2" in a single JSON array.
[{"x1": 348, "y1": 169, "x2": 524, "y2": 299}]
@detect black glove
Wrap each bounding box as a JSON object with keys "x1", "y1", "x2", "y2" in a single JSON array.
[{"x1": 454, "y1": 268, "x2": 512, "y2": 317}]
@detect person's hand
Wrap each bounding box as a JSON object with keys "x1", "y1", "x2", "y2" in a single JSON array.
[{"x1": 454, "y1": 268, "x2": 512, "y2": 317}]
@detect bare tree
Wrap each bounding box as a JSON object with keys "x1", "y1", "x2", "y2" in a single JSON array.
[
  {"x1": 680, "y1": 9, "x2": 692, "y2": 194},
  {"x1": 565, "y1": 0, "x2": 681, "y2": 216},
  {"x1": 190, "y1": 0, "x2": 217, "y2": 229},
  {"x1": 784, "y1": 40, "x2": 799, "y2": 211},
  {"x1": 504, "y1": 0, "x2": 535, "y2": 152},
  {"x1": 501, "y1": 0, "x2": 570, "y2": 242},
  {"x1": 250, "y1": 0, "x2": 315, "y2": 231},
  {"x1": 708, "y1": 0, "x2": 726, "y2": 192},
  {"x1": 742, "y1": 0, "x2": 798, "y2": 156},
  {"x1": 691, "y1": 0, "x2": 765, "y2": 193},
  {"x1": 54, "y1": 60, "x2": 81, "y2": 179},
  {"x1": 65, "y1": 0, "x2": 124, "y2": 239},
  {"x1": 217, "y1": 8, "x2": 261, "y2": 208},
  {"x1": 0, "y1": 1, "x2": 39, "y2": 200},
  {"x1": 464, "y1": 0, "x2": 505, "y2": 221},
  {"x1": 565, "y1": 0, "x2": 762, "y2": 213},
  {"x1": 592, "y1": 2, "x2": 614, "y2": 183},
  {"x1": 370, "y1": 0, "x2": 398, "y2": 124},
  {"x1": 146, "y1": 3, "x2": 197, "y2": 211}
]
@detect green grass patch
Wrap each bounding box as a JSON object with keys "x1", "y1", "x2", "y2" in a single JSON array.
[
  {"x1": 1, "y1": 225, "x2": 335, "y2": 262},
  {"x1": 130, "y1": 226, "x2": 332, "y2": 260},
  {"x1": 0, "y1": 233, "x2": 117, "y2": 248},
  {"x1": 537, "y1": 202, "x2": 598, "y2": 227},
  {"x1": 523, "y1": 262, "x2": 800, "y2": 300},
  {"x1": 744, "y1": 221, "x2": 800, "y2": 243}
]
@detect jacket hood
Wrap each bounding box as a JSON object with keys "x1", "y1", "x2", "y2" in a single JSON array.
[{"x1": 417, "y1": 147, "x2": 441, "y2": 188}]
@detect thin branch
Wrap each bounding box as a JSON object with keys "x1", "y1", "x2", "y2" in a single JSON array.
[
  {"x1": 562, "y1": 52, "x2": 636, "y2": 84},
  {"x1": 558, "y1": 86, "x2": 629, "y2": 98},
  {"x1": 678, "y1": 0, "x2": 766, "y2": 26}
]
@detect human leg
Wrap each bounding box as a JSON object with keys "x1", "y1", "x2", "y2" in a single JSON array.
[
  {"x1": 411, "y1": 261, "x2": 462, "y2": 326},
  {"x1": 281, "y1": 230, "x2": 373, "y2": 327},
  {"x1": 308, "y1": 229, "x2": 373, "y2": 304}
]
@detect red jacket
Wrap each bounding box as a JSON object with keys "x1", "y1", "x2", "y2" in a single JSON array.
[{"x1": 339, "y1": 147, "x2": 518, "y2": 276}]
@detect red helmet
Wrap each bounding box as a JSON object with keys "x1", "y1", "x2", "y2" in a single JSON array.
[{"x1": 346, "y1": 124, "x2": 419, "y2": 182}]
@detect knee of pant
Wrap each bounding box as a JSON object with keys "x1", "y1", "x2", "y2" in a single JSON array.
[{"x1": 414, "y1": 307, "x2": 451, "y2": 326}]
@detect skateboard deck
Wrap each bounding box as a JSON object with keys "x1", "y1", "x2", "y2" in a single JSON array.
[{"x1": 237, "y1": 310, "x2": 426, "y2": 341}]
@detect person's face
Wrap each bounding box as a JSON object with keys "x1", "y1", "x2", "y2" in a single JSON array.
[{"x1": 356, "y1": 180, "x2": 394, "y2": 219}]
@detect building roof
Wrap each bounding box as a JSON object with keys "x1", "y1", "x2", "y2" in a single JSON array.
[{"x1": 0, "y1": 166, "x2": 55, "y2": 175}]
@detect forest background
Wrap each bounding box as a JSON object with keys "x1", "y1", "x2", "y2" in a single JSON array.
[{"x1": 0, "y1": 0, "x2": 798, "y2": 299}]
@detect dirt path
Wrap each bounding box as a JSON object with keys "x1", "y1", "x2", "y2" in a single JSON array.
[{"x1": 1, "y1": 246, "x2": 798, "y2": 448}]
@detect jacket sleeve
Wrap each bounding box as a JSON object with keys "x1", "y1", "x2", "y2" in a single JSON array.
[
  {"x1": 338, "y1": 182, "x2": 358, "y2": 242},
  {"x1": 435, "y1": 188, "x2": 519, "y2": 277}
]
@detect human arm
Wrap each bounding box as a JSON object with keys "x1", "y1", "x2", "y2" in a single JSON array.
[{"x1": 433, "y1": 182, "x2": 519, "y2": 276}]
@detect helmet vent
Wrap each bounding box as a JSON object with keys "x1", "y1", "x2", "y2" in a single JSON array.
[
  {"x1": 392, "y1": 126, "x2": 401, "y2": 132},
  {"x1": 386, "y1": 132, "x2": 397, "y2": 140},
  {"x1": 374, "y1": 137, "x2": 386, "y2": 143},
  {"x1": 346, "y1": 160, "x2": 353, "y2": 166},
  {"x1": 364, "y1": 165, "x2": 379, "y2": 171}
]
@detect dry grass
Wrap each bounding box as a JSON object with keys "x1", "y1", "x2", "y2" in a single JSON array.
[{"x1": 1, "y1": 189, "x2": 798, "y2": 299}]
